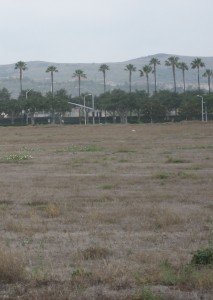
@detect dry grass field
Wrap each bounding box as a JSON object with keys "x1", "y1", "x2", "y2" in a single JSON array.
[{"x1": 0, "y1": 122, "x2": 213, "y2": 300}]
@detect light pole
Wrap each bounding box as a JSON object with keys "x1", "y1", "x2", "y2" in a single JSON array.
[
  {"x1": 26, "y1": 89, "x2": 33, "y2": 100},
  {"x1": 92, "y1": 95, "x2": 95, "y2": 125},
  {"x1": 205, "y1": 102, "x2": 208, "y2": 122},
  {"x1": 25, "y1": 89, "x2": 33, "y2": 125},
  {"x1": 83, "y1": 94, "x2": 92, "y2": 125},
  {"x1": 197, "y1": 95, "x2": 205, "y2": 122}
]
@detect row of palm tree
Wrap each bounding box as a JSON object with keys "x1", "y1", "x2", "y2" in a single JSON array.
[
  {"x1": 125, "y1": 57, "x2": 212, "y2": 95},
  {"x1": 15, "y1": 61, "x2": 88, "y2": 98},
  {"x1": 165, "y1": 57, "x2": 206, "y2": 93},
  {"x1": 45, "y1": 67, "x2": 88, "y2": 98},
  {"x1": 14, "y1": 56, "x2": 213, "y2": 99}
]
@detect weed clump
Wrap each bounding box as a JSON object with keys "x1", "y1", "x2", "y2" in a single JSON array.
[
  {"x1": 57, "y1": 144, "x2": 103, "y2": 153},
  {"x1": 138, "y1": 287, "x2": 163, "y2": 300},
  {"x1": 45, "y1": 203, "x2": 61, "y2": 218},
  {"x1": 0, "y1": 249, "x2": 26, "y2": 283},
  {"x1": 80, "y1": 246, "x2": 111, "y2": 260},
  {"x1": 166, "y1": 157, "x2": 190, "y2": 164},
  {"x1": 1, "y1": 154, "x2": 33, "y2": 162}
]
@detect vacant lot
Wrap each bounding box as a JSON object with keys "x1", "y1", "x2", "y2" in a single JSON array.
[{"x1": 0, "y1": 122, "x2": 213, "y2": 299}]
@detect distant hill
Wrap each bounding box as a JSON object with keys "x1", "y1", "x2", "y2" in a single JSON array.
[{"x1": 0, "y1": 54, "x2": 212, "y2": 98}]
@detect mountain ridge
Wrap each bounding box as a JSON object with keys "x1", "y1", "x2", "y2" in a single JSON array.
[{"x1": 0, "y1": 53, "x2": 212, "y2": 97}]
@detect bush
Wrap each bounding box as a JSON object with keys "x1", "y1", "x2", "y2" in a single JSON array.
[{"x1": 191, "y1": 248, "x2": 213, "y2": 265}]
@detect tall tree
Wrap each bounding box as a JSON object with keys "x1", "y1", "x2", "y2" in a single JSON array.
[
  {"x1": 191, "y1": 57, "x2": 205, "y2": 91},
  {"x1": 177, "y1": 62, "x2": 188, "y2": 92},
  {"x1": 165, "y1": 56, "x2": 179, "y2": 92},
  {"x1": 149, "y1": 57, "x2": 160, "y2": 93},
  {"x1": 139, "y1": 65, "x2": 152, "y2": 96},
  {"x1": 203, "y1": 69, "x2": 213, "y2": 94},
  {"x1": 124, "y1": 64, "x2": 136, "y2": 93},
  {"x1": 99, "y1": 64, "x2": 109, "y2": 93},
  {"x1": 14, "y1": 61, "x2": 27, "y2": 98},
  {"x1": 72, "y1": 69, "x2": 87, "y2": 97},
  {"x1": 45, "y1": 65, "x2": 58, "y2": 97}
]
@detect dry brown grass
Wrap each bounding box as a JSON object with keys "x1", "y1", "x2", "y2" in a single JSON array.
[
  {"x1": 0, "y1": 122, "x2": 213, "y2": 299},
  {"x1": 0, "y1": 248, "x2": 26, "y2": 283}
]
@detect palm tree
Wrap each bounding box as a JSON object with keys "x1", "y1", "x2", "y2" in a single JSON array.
[
  {"x1": 124, "y1": 64, "x2": 136, "y2": 93},
  {"x1": 72, "y1": 69, "x2": 87, "y2": 97},
  {"x1": 165, "y1": 56, "x2": 179, "y2": 92},
  {"x1": 46, "y1": 66, "x2": 58, "y2": 123},
  {"x1": 99, "y1": 64, "x2": 109, "y2": 93},
  {"x1": 14, "y1": 61, "x2": 27, "y2": 97},
  {"x1": 45, "y1": 65, "x2": 58, "y2": 97},
  {"x1": 139, "y1": 65, "x2": 152, "y2": 95},
  {"x1": 203, "y1": 69, "x2": 213, "y2": 94},
  {"x1": 177, "y1": 62, "x2": 188, "y2": 92},
  {"x1": 191, "y1": 58, "x2": 205, "y2": 91},
  {"x1": 149, "y1": 57, "x2": 160, "y2": 93}
]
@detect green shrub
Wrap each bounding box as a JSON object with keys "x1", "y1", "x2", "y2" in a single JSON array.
[{"x1": 191, "y1": 248, "x2": 213, "y2": 265}]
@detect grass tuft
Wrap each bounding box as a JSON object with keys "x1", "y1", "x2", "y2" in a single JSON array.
[
  {"x1": 0, "y1": 249, "x2": 26, "y2": 283},
  {"x1": 45, "y1": 203, "x2": 61, "y2": 218},
  {"x1": 80, "y1": 246, "x2": 111, "y2": 260},
  {"x1": 137, "y1": 287, "x2": 163, "y2": 300},
  {"x1": 154, "y1": 172, "x2": 171, "y2": 180},
  {"x1": 101, "y1": 184, "x2": 114, "y2": 190},
  {"x1": 166, "y1": 157, "x2": 191, "y2": 164}
]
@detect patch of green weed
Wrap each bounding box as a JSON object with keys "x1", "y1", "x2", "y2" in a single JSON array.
[
  {"x1": 57, "y1": 144, "x2": 103, "y2": 153},
  {"x1": 138, "y1": 287, "x2": 163, "y2": 300},
  {"x1": 0, "y1": 154, "x2": 33, "y2": 162}
]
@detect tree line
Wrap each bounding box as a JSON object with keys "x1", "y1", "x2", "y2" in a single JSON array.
[
  {"x1": 1, "y1": 86, "x2": 212, "y2": 124},
  {"x1": 0, "y1": 57, "x2": 212, "y2": 124},
  {"x1": 95, "y1": 89, "x2": 213, "y2": 123}
]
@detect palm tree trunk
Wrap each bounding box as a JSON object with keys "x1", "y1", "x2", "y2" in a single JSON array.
[
  {"x1": 129, "y1": 72, "x2": 132, "y2": 93},
  {"x1": 78, "y1": 77, "x2": 81, "y2": 97},
  {"x1": 146, "y1": 76, "x2": 149, "y2": 96},
  {"x1": 154, "y1": 67, "x2": 157, "y2": 93},
  {"x1": 20, "y1": 69, "x2": 23, "y2": 97},
  {"x1": 182, "y1": 70, "x2": 186, "y2": 92},
  {"x1": 50, "y1": 72, "x2": 55, "y2": 124},
  {"x1": 103, "y1": 72, "x2": 106, "y2": 93},
  {"x1": 208, "y1": 76, "x2": 210, "y2": 94},
  {"x1": 172, "y1": 66, "x2": 176, "y2": 92},
  {"x1": 51, "y1": 72, "x2": 54, "y2": 96},
  {"x1": 197, "y1": 68, "x2": 200, "y2": 91}
]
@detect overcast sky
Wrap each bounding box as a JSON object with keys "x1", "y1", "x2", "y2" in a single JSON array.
[{"x1": 0, "y1": 0, "x2": 212, "y2": 65}]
